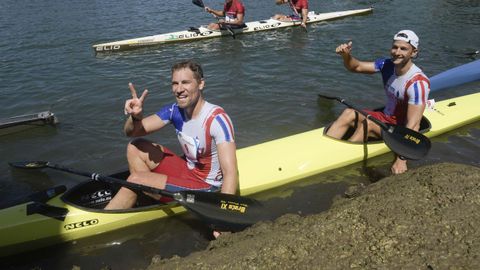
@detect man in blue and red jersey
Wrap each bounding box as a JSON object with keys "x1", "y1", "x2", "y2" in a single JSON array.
[
  {"x1": 106, "y1": 60, "x2": 238, "y2": 217},
  {"x1": 205, "y1": 0, "x2": 246, "y2": 30},
  {"x1": 272, "y1": 0, "x2": 309, "y2": 30},
  {"x1": 326, "y1": 30, "x2": 430, "y2": 174}
]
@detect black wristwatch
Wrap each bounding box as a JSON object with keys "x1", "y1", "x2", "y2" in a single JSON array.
[{"x1": 131, "y1": 115, "x2": 142, "y2": 121}]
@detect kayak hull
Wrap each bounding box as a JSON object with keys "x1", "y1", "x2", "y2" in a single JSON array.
[
  {"x1": 0, "y1": 111, "x2": 57, "y2": 136},
  {"x1": 1, "y1": 92, "x2": 479, "y2": 256},
  {"x1": 92, "y1": 8, "x2": 373, "y2": 53}
]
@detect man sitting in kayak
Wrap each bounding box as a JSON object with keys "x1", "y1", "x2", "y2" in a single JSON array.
[
  {"x1": 105, "y1": 60, "x2": 238, "y2": 221},
  {"x1": 205, "y1": 0, "x2": 246, "y2": 31},
  {"x1": 326, "y1": 30, "x2": 430, "y2": 174},
  {"x1": 272, "y1": 0, "x2": 308, "y2": 30}
]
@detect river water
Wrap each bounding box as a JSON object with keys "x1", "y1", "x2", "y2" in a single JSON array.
[{"x1": 1, "y1": 0, "x2": 479, "y2": 269}]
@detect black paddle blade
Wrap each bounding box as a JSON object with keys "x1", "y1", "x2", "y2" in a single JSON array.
[
  {"x1": 318, "y1": 94, "x2": 339, "y2": 101},
  {"x1": 178, "y1": 190, "x2": 266, "y2": 232},
  {"x1": 381, "y1": 124, "x2": 431, "y2": 160},
  {"x1": 9, "y1": 161, "x2": 49, "y2": 169},
  {"x1": 192, "y1": 0, "x2": 204, "y2": 8}
]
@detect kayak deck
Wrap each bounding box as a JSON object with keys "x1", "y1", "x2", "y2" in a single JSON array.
[
  {"x1": 93, "y1": 8, "x2": 373, "y2": 53},
  {"x1": 0, "y1": 172, "x2": 183, "y2": 257}
]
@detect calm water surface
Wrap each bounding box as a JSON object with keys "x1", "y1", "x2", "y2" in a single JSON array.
[{"x1": 1, "y1": 0, "x2": 479, "y2": 269}]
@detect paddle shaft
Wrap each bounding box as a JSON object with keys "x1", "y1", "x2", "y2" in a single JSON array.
[
  {"x1": 44, "y1": 162, "x2": 176, "y2": 198},
  {"x1": 12, "y1": 160, "x2": 266, "y2": 231},
  {"x1": 318, "y1": 95, "x2": 389, "y2": 131},
  {"x1": 287, "y1": 0, "x2": 300, "y2": 17},
  {"x1": 286, "y1": 0, "x2": 307, "y2": 32},
  {"x1": 318, "y1": 94, "x2": 431, "y2": 160}
]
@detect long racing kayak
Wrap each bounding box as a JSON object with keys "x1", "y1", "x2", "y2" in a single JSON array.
[
  {"x1": 92, "y1": 8, "x2": 373, "y2": 53},
  {"x1": 1, "y1": 91, "x2": 479, "y2": 257}
]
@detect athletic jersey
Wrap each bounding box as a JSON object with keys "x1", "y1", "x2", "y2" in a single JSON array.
[
  {"x1": 291, "y1": 0, "x2": 308, "y2": 12},
  {"x1": 224, "y1": 0, "x2": 245, "y2": 22},
  {"x1": 374, "y1": 58, "x2": 430, "y2": 119},
  {"x1": 156, "y1": 102, "x2": 235, "y2": 187}
]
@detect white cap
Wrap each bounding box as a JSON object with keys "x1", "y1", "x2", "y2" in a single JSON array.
[{"x1": 393, "y1": 30, "x2": 419, "y2": 49}]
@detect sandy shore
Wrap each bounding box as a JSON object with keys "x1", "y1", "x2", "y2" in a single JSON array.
[{"x1": 148, "y1": 163, "x2": 480, "y2": 269}]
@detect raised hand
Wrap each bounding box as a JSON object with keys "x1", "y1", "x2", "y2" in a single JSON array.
[
  {"x1": 124, "y1": 82, "x2": 148, "y2": 117},
  {"x1": 335, "y1": 41, "x2": 353, "y2": 56}
]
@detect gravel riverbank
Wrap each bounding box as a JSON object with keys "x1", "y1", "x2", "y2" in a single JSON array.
[{"x1": 149, "y1": 163, "x2": 480, "y2": 269}]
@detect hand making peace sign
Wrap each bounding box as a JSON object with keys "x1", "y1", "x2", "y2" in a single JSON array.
[{"x1": 124, "y1": 82, "x2": 148, "y2": 117}]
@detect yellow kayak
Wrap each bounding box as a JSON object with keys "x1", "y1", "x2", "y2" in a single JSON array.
[
  {"x1": 237, "y1": 92, "x2": 480, "y2": 195},
  {"x1": 1, "y1": 92, "x2": 479, "y2": 257}
]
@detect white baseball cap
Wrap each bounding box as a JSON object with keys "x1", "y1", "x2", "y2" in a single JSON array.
[{"x1": 393, "y1": 30, "x2": 419, "y2": 49}]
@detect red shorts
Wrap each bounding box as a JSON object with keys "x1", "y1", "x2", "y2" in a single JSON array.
[
  {"x1": 152, "y1": 147, "x2": 218, "y2": 192},
  {"x1": 363, "y1": 110, "x2": 403, "y2": 125}
]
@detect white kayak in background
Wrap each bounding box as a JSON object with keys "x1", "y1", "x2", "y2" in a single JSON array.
[{"x1": 92, "y1": 8, "x2": 373, "y2": 53}]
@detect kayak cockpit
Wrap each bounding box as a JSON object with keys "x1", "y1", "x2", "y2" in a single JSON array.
[
  {"x1": 323, "y1": 114, "x2": 432, "y2": 143},
  {"x1": 61, "y1": 171, "x2": 170, "y2": 212}
]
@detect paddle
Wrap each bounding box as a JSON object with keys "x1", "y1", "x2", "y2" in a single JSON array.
[
  {"x1": 286, "y1": 0, "x2": 307, "y2": 32},
  {"x1": 192, "y1": 0, "x2": 236, "y2": 39},
  {"x1": 430, "y1": 59, "x2": 480, "y2": 92},
  {"x1": 317, "y1": 94, "x2": 431, "y2": 160},
  {"x1": 9, "y1": 161, "x2": 265, "y2": 232}
]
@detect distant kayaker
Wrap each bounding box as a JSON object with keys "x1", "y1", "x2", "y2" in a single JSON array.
[
  {"x1": 326, "y1": 30, "x2": 430, "y2": 174},
  {"x1": 272, "y1": 0, "x2": 309, "y2": 30},
  {"x1": 106, "y1": 60, "x2": 239, "y2": 237},
  {"x1": 205, "y1": 0, "x2": 246, "y2": 30}
]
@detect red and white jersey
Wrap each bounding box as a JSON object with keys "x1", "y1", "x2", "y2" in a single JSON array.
[
  {"x1": 291, "y1": 0, "x2": 308, "y2": 11},
  {"x1": 157, "y1": 102, "x2": 235, "y2": 187},
  {"x1": 224, "y1": 0, "x2": 245, "y2": 22},
  {"x1": 375, "y1": 58, "x2": 430, "y2": 118}
]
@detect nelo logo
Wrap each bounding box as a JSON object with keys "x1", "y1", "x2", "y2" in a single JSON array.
[{"x1": 64, "y1": 219, "x2": 99, "y2": 230}]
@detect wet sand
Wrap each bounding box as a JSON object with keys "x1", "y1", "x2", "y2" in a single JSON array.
[{"x1": 149, "y1": 163, "x2": 480, "y2": 269}]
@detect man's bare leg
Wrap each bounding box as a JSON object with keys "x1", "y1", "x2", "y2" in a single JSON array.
[
  {"x1": 326, "y1": 108, "x2": 363, "y2": 139},
  {"x1": 105, "y1": 138, "x2": 168, "y2": 210}
]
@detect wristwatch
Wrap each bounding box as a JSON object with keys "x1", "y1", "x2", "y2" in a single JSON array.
[{"x1": 131, "y1": 115, "x2": 142, "y2": 121}]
